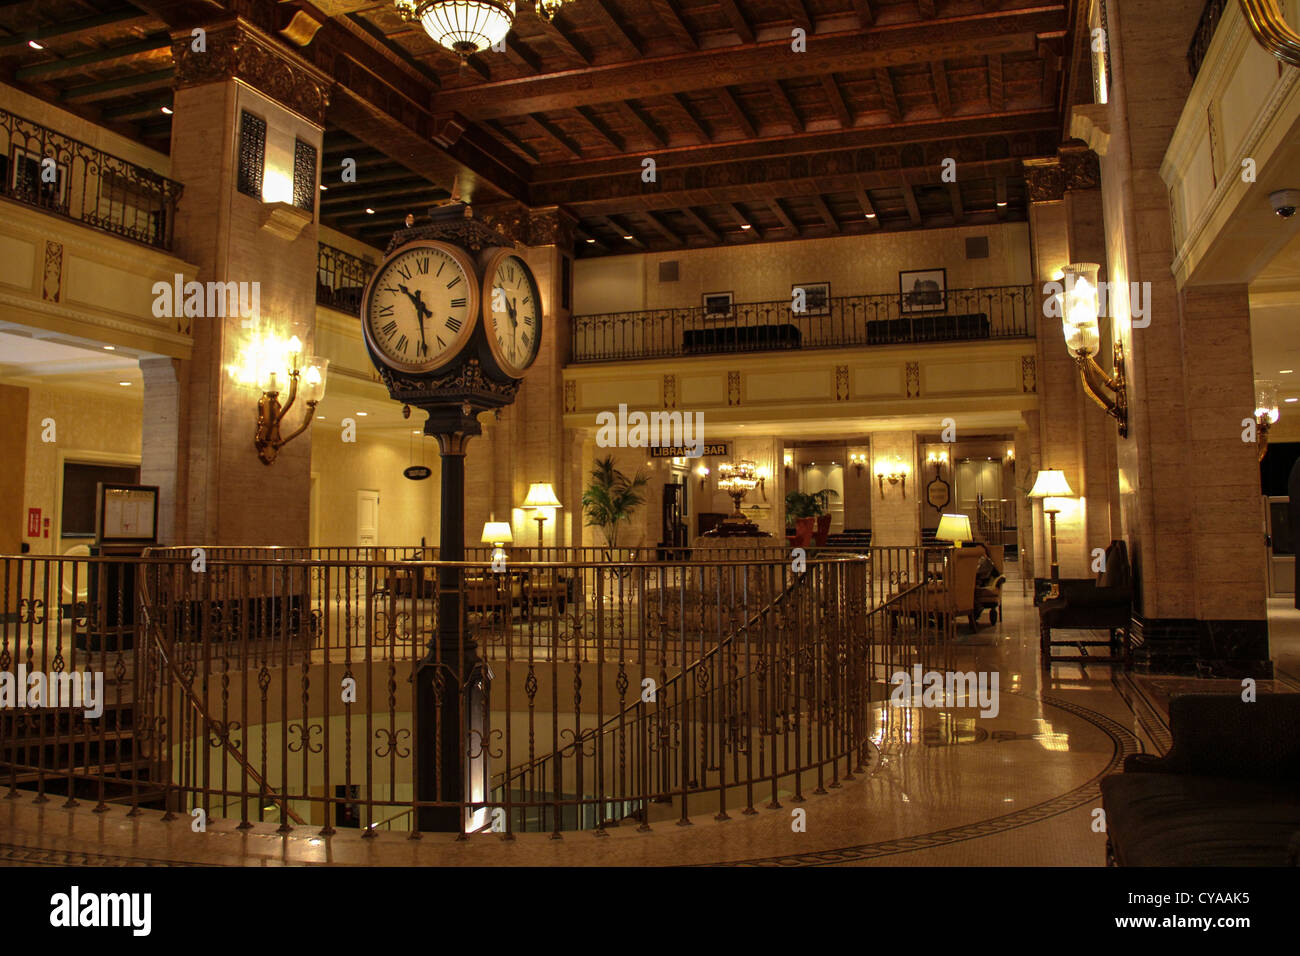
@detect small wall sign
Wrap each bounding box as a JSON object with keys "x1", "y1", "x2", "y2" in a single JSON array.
[
  {"x1": 650, "y1": 442, "x2": 729, "y2": 459},
  {"x1": 403, "y1": 465, "x2": 433, "y2": 481},
  {"x1": 926, "y1": 477, "x2": 951, "y2": 513}
]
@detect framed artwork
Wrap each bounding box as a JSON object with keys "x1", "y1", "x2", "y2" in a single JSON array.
[
  {"x1": 899, "y1": 268, "x2": 947, "y2": 314},
  {"x1": 793, "y1": 281, "x2": 830, "y2": 316},
  {"x1": 702, "y1": 291, "x2": 733, "y2": 317},
  {"x1": 95, "y1": 483, "x2": 159, "y2": 545}
]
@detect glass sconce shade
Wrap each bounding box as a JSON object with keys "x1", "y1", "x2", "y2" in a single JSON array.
[
  {"x1": 1256, "y1": 381, "x2": 1280, "y2": 424},
  {"x1": 1061, "y1": 262, "x2": 1102, "y2": 357},
  {"x1": 301, "y1": 358, "x2": 328, "y2": 403}
]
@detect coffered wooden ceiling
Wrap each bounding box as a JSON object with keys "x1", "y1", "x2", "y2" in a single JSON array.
[{"x1": 1, "y1": 0, "x2": 1088, "y2": 256}]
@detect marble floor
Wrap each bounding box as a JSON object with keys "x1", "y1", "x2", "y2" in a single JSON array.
[{"x1": 0, "y1": 566, "x2": 1293, "y2": 867}]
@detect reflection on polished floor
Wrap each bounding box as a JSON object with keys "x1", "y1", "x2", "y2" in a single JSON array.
[{"x1": 5, "y1": 562, "x2": 1238, "y2": 868}]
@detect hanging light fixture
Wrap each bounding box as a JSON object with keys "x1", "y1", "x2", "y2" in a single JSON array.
[
  {"x1": 536, "y1": 0, "x2": 567, "y2": 20},
  {"x1": 395, "y1": 0, "x2": 515, "y2": 59}
]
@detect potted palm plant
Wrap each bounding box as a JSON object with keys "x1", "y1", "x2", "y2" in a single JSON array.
[{"x1": 581, "y1": 455, "x2": 650, "y2": 554}]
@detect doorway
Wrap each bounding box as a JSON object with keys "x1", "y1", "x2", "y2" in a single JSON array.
[{"x1": 357, "y1": 490, "x2": 379, "y2": 547}]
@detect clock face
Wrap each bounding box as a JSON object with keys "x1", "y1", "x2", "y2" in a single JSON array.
[
  {"x1": 481, "y1": 251, "x2": 541, "y2": 378},
  {"x1": 361, "y1": 242, "x2": 479, "y2": 374}
]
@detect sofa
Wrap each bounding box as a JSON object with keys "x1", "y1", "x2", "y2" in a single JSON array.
[{"x1": 1100, "y1": 693, "x2": 1300, "y2": 866}]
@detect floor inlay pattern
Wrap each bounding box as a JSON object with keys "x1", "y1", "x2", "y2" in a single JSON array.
[{"x1": 710, "y1": 694, "x2": 1141, "y2": 867}]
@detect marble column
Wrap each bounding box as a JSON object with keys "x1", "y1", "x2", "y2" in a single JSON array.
[
  {"x1": 868, "y1": 431, "x2": 918, "y2": 547},
  {"x1": 164, "y1": 20, "x2": 329, "y2": 546}
]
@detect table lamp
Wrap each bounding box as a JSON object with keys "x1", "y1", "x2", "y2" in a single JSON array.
[
  {"x1": 481, "y1": 520, "x2": 513, "y2": 565},
  {"x1": 1028, "y1": 468, "x2": 1074, "y2": 580},
  {"x1": 935, "y1": 513, "x2": 973, "y2": 547}
]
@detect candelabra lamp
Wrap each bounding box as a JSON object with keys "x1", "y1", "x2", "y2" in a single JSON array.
[
  {"x1": 230, "y1": 333, "x2": 328, "y2": 466},
  {"x1": 875, "y1": 455, "x2": 911, "y2": 499},
  {"x1": 1255, "y1": 380, "x2": 1280, "y2": 463},
  {"x1": 717, "y1": 459, "x2": 759, "y2": 526}
]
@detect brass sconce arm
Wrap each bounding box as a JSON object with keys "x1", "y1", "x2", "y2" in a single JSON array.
[
  {"x1": 1239, "y1": 0, "x2": 1300, "y2": 66},
  {"x1": 255, "y1": 369, "x2": 318, "y2": 465},
  {"x1": 1073, "y1": 343, "x2": 1130, "y2": 438}
]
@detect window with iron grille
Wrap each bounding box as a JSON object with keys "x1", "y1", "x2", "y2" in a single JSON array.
[
  {"x1": 237, "y1": 110, "x2": 266, "y2": 200},
  {"x1": 293, "y1": 138, "x2": 317, "y2": 213}
]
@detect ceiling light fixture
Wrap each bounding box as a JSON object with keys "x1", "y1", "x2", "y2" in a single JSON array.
[
  {"x1": 103, "y1": 345, "x2": 115, "y2": 351},
  {"x1": 1281, "y1": 369, "x2": 1294, "y2": 374},
  {"x1": 996, "y1": 201, "x2": 1008, "y2": 207},
  {"x1": 536, "y1": 0, "x2": 568, "y2": 20},
  {"x1": 365, "y1": 207, "x2": 375, "y2": 214},
  {"x1": 585, "y1": 238, "x2": 595, "y2": 243},
  {"x1": 319, "y1": 185, "x2": 328, "y2": 191},
  {"x1": 865, "y1": 212, "x2": 877, "y2": 219},
  {"x1": 395, "y1": 0, "x2": 515, "y2": 60},
  {"x1": 28, "y1": 40, "x2": 43, "y2": 50},
  {"x1": 118, "y1": 381, "x2": 132, "y2": 386},
  {"x1": 161, "y1": 106, "x2": 173, "y2": 115}
]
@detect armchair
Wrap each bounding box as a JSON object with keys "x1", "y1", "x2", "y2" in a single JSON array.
[{"x1": 1038, "y1": 539, "x2": 1132, "y2": 669}]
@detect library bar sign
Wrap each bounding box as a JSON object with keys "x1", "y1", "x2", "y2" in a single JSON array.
[
  {"x1": 403, "y1": 465, "x2": 433, "y2": 481},
  {"x1": 650, "y1": 443, "x2": 729, "y2": 459}
]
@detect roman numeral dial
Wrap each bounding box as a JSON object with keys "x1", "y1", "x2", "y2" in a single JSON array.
[
  {"x1": 482, "y1": 251, "x2": 542, "y2": 380},
  {"x1": 361, "y1": 241, "x2": 479, "y2": 374}
]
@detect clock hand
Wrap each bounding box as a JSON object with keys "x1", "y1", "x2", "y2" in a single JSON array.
[{"x1": 410, "y1": 288, "x2": 432, "y2": 356}]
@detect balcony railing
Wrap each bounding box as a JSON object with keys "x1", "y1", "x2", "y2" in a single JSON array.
[
  {"x1": 0, "y1": 108, "x2": 182, "y2": 251},
  {"x1": 1, "y1": 545, "x2": 952, "y2": 836},
  {"x1": 1188, "y1": 0, "x2": 1230, "y2": 78},
  {"x1": 570, "y1": 284, "x2": 1035, "y2": 364},
  {"x1": 317, "y1": 243, "x2": 376, "y2": 317}
]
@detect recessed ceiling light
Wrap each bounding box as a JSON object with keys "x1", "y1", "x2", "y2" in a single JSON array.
[
  {"x1": 1281, "y1": 369, "x2": 1294, "y2": 374},
  {"x1": 996, "y1": 201, "x2": 1008, "y2": 207},
  {"x1": 28, "y1": 40, "x2": 43, "y2": 50},
  {"x1": 161, "y1": 106, "x2": 173, "y2": 115},
  {"x1": 316, "y1": 415, "x2": 325, "y2": 420},
  {"x1": 365, "y1": 207, "x2": 375, "y2": 214},
  {"x1": 1287, "y1": 398, "x2": 1298, "y2": 404},
  {"x1": 622, "y1": 234, "x2": 633, "y2": 240},
  {"x1": 412, "y1": 430, "x2": 421, "y2": 434},
  {"x1": 102, "y1": 345, "x2": 115, "y2": 351},
  {"x1": 319, "y1": 185, "x2": 328, "y2": 191},
  {"x1": 356, "y1": 411, "x2": 368, "y2": 416},
  {"x1": 740, "y1": 224, "x2": 751, "y2": 230},
  {"x1": 865, "y1": 212, "x2": 877, "y2": 219},
  {"x1": 585, "y1": 238, "x2": 595, "y2": 243},
  {"x1": 118, "y1": 381, "x2": 132, "y2": 386}
]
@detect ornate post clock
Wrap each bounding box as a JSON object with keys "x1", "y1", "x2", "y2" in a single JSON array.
[{"x1": 359, "y1": 205, "x2": 541, "y2": 832}]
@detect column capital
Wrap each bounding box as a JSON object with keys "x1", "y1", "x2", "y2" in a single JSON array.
[
  {"x1": 476, "y1": 202, "x2": 578, "y2": 252},
  {"x1": 1024, "y1": 145, "x2": 1101, "y2": 202},
  {"x1": 171, "y1": 18, "x2": 333, "y2": 126}
]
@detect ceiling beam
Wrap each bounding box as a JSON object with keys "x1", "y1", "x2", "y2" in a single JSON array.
[
  {"x1": 902, "y1": 184, "x2": 922, "y2": 225},
  {"x1": 808, "y1": 193, "x2": 840, "y2": 233},
  {"x1": 995, "y1": 176, "x2": 1009, "y2": 219},
  {"x1": 947, "y1": 181, "x2": 964, "y2": 222},
  {"x1": 639, "y1": 210, "x2": 685, "y2": 245},
  {"x1": 718, "y1": 0, "x2": 757, "y2": 43},
  {"x1": 574, "y1": 107, "x2": 626, "y2": 152},
  {"x1": 988, "y1": 53, "x2": 1004, "y2": 111},
  {"x1": 768, "y1": 80, "x2": 804, "y2": 133},
  {"x1": 15, "y1": 36, "x2": 171, "y2": 82},
  {"x1": 850, "y1": 0, "x2": 876, "y2": 27},
  {"x1": 432, "y1": 9, "x2": 1061, "y2": 118},
  {"x1": 60, "y1": 68, "x2": 174, "y2": 104},
  {"x1": 822, "y1": 74, "x2": 854, "y2": 128},
  {"x1": 615, "y1": 100, "x2": 668, "y2": 149},
  {"x1": 769, "y1": 199, "x2": 801, "y2": 236},
  {"x1": 729, "y1": 203, "x2": 763, "y2": 240},
  {"x1": 786, "y1": 0, "x2": 813, "y2": 32},
  {"x1": 0, "y1": 11, "x2": 155, "y2": 49},
  {"x1": 647, "y1": 0, "x2": 696, "y2": 49},
  {"x1": 931, "y1": 61, "x2": 952, "y2": 116},
  {"x1": 320, "y1": 181, "x2": 444, "y2": 206},
  {"x1": 669, "y1": 94, "x2": 713, "y2": 142},
  {"x1": 485, "y1": 120, "x2": 542, "y2": 162},
  {"x1": 527, "y1": 112, "x2": 584, "y2": 159},
  {"x1": 101, "y1": 91, "x2": 172, "y2": 122},
  {"x1": 535, "y1": 12, "x2": 591, "y2": 65},
  {"x1": 502, "y1": 36, "x2": 544, "y2": 74},
  {"x1": 681, "y1": 206, "x2": 722, "y2": 243},
  {"x1": 918, "y1": 0, "x2": 938, "y2": 16},
  {"x1": 589, "y1": 0, "x2": 644, "y2": 59},
  {"x1": 716, "y1": 86, "x2": 757, "y2": 139},
  {"x1": 602, "y1": 215, "x2": 644, "y2": 248},
  {"x1": 853, "y1": 187, "x2": 880, "y2": 227},
  {"x1": 874, "y1": 68, "x2": 902, "y2": 122}
]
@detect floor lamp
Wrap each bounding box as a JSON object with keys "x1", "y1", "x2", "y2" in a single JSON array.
[
  {"x1": 521, "y1": 482, "x2": 562, "y2": 559},
  {"x1": 1028, "y1": 469, "x2": 1074, "y2": 580}
]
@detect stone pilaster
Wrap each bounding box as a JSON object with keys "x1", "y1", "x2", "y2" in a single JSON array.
[{"x1": 868, "y1": 431, "x2": 918, "y2": 547}]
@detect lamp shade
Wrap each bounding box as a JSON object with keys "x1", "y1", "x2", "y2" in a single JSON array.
[
  {"x1": 481, "y1": 521, "x2": 513, "y2": 545},
  {"x1": 418, "y1": 1, "x2": 515, "y2": 57},
  {"x1": 1061, "y1": 262, "x2": 1102, "y2": 358},
  {"x1": 935, "y1": 513, "x2": 972, "y2": 544},
  {"x1": 1028, "y1": 469, "x2": 1074, "y2": 499},
  {"x1": 521, "y1": 482, "x2": 561, "y2": 509}
]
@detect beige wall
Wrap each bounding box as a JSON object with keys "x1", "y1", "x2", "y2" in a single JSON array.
[
  {"x1": 310, "y1": 429, "x2": 439, "y2": 547},
  {"x1": 574, "y1": 222, "x2": 1032, "y2": 314},
  {"x1": 19, "y1": 384, "x2": 142, "y2": 552},
  {"x1": 0, "y1": 384, "x2": 28, "y2": 558}
]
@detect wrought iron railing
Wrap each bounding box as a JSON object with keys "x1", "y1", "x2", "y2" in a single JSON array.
[
  {"x1": 317, "y1": 243, "x2": 376, "y2": 317},
  {"x1": 570, "y1": 284, "x2": 1035, "y2": 363},
  {"x1": 1189, "y1": 0, "x2": 1231, "y2": 77},
  {"x1": 0, "y1": 108, "x2": 182, "y2": 251},
  {"x1": 1, "y1": 545, "x2": 953, "y2": 837}
]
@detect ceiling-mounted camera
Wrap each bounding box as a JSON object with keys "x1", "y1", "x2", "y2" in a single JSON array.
[{"x1": 1270, "y1": 189, "x2": 1299, "y2": 219}]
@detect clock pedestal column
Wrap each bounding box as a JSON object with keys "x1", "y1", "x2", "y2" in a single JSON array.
[{"x1": 417, "y1": 405, "x2": 486, "y2": 833}]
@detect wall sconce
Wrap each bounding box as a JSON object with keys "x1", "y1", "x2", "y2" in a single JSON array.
[
  {"x1": 230, "y1": 332, "x2": 328, "y2": 465},
  {"x1": 925, "y1": 449, "x2": 949, "y2": 479},
  {"x1": 1060, "y1": 262, "x2": 1129, "y2": 438},
  {"x1": 1255, "y1": 380, "x2": 1280, "y2": 462},
  {"x1": 697, "y1": 464, "x2": 710, "y2": 489},
  {"x1": 850, "y1": 452, "x2": 868, "y2": 476},
  {"x1": 1005, "y1": 446, "x2": 1016, "y2": 464},
  {"x1": 756, "y1": 465, "x2": 770, "y2": 500},
  {"x1": 874, "y1": 455, "x2": 910, "y2": 499}
]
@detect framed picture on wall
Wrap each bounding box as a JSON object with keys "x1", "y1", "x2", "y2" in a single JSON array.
[
  {"x1": 899, "y1": 268, "x2": 947, "y2": 314},
  {"x1": 95, "y1": 483, "x2": 159, "y2": 545},
  {"x1": 702, "y1": 291, "x2": 733, "y2": 318},
  {"x1": 792, "y1": 282, "x2": 830, "y2": 316}
]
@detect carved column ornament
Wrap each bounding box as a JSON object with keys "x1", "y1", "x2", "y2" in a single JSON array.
[
  {"x1": 172, "y1": 19, "x2": 333, "y2": 126},
  {"x1": 564, "y1": 380, "x2": 576, "y2": 413},
  {"x1": 727, "y1": 371, "x2": 741, "y2": 406},
  {"x1": 1021, "y1": 355, "x2": 1037, "y2": 393},
  {"x1": 527, "y1": 206, "x2": 577, "y2": 250},
  {"x1": 42, "y1": 241, "x2": 62, "y2": 303},
  {"x1": 835, "y1": 365, "x2": 850, "y2": 401},
  {"x1": 662, "y1": 374, "x2": 677, "y2": 409},
  {"x1": 1025, "y1": 147, "x2": 1101, "y2": 203},
  {"x1": 905, "y1": 361, "x2": 920, "y2": 398}
]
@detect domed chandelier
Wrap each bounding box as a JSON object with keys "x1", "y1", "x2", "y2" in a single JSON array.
[{"x1": 394, "y1": 0, "x2": 516, "y2": 59}]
